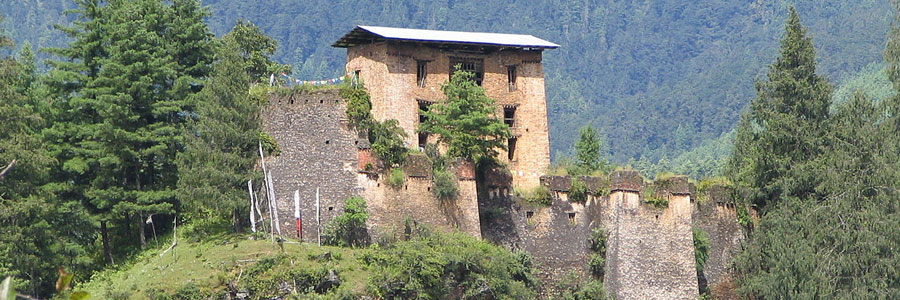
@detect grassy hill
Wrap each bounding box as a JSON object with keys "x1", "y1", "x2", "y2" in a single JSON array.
[{"x1": 79, "y1": 234, "x2": 370, "y2": 299}]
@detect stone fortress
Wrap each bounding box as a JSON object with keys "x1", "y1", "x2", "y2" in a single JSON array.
[{"x1": 261, "y1": 25, "x2": 744, "y2": 300}]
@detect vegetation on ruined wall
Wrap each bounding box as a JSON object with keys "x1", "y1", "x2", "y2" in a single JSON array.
[
  {"x1": 387, "y1": 168, "x2": 405, "y2": 189},
  {"x1": 323, "y1": 197, "x2": 371, "y2": 248},
  {"x1": 588, "y1": 228, "x2": 607, "y2": 280},
  {"x1": 516, "y1": 186, "x2": 554, "y2": 207},
  {"x1": 641, "y1": 184, "x2": 668, "y2": 209},
  {"x1": 568, "y1": 178, "x2": 588, "y2": 204},
  {"x1": 432, "y1": 169, "x2": 459, "y2": 199},
  {"x1": 419, "y1": 70, "x2": 511, "y2": 161},
  {"x1": 341, "y1": 84, "x2": 409, "y2": 167}
]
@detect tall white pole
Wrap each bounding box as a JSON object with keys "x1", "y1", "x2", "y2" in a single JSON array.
[
  {"x1": 267, "y1": 170, "x2": 282, "y2": 236},
  {"x1": 294, "y1": 190, "x2": 301, "y2": 239},
  {"x1": 316, "y1": 187, "x2": 321, "y2": 246},
  {"x1": 248, "y1": 180, "x2": 256, "y2": 233}
]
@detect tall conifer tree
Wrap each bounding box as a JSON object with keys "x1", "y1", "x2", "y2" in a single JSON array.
[{"x1": 727, "y1": 7, "x2": 832, "y2": 211}]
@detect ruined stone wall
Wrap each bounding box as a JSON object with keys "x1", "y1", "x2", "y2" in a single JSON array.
[
  {"x1": 261, "y1": 90, "x2": 363, "y2": 241},
  {"x1": 693, "y1": 185, "x2": 743, "y2": 300},
  {"x1": 345, "y1": 43, "x2": 550, "y2": 189},
  {"x1": 358, "y1": 153, "x2": 481, "y2": 240},
  {"x1": 603, "y1": 172, "x2": 699, "y2": 300},
  {"x1": 262, "y1": 90, "x2": 481, "y2": 242}
]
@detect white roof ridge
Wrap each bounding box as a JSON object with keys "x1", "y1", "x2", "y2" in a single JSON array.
[{"x1": 335, "y1": 25, "x2": 559, "y2": 49}]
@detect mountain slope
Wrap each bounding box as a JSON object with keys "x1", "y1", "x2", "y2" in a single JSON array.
[{"x1": 2, "y1": 0, "x2": 894, "y2": 162}]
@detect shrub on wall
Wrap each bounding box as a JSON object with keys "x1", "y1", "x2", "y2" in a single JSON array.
[
  {"x1": 516, "y1": 185, "x2": 553, "y2": 207},
  {"x1": 341, "y1": 85, "x2": 373, "y2": 128},
  {"x1": 370, "y1": 120, "x2": 408, "y2": 167},
  {"x1": 322, "y1": 197, "x2": 370, "y2": 247},
  {"x1": 432, "y1": 169, "x2": 458, "y2": 199},
  {"x1": 693, "y1": 227, "x2": 710, "y2": 272},
  {"x1": 387, "y1": 168, "x2": 405, "y2": 189},
  {"x1": 569, "y1": 178, "x2": 589, "y2": 203},
  {"x1": 588, "y1": 227, "x2": 607, "y2": 280}
]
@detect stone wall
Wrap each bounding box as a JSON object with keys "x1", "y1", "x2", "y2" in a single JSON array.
[
  {"x1": 261, "y1": 90, "x2": 363, "y2": 241},
  {"x1": 359, "y1": 153, "x2": 481, "y2": 240},
  {"x1": 344, "y1": 42, "x2": 550, "y2": 189},
  {"x1": 603, "y1": 173, "x2": 699, "y2": 300},
  {"x1": 693, "y1": 185, "x2": 743, "y2": 300},
  {"x1": 262, "y1": 90, "x2": 481, "y2": 242}
]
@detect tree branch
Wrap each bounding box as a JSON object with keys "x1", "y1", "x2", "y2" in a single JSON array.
[{"x1": 0, "y1": 159, "x2": 17, "y2": 182}]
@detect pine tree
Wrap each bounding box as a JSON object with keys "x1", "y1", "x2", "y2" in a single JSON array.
[
  {"x1": 419, "y1": 70, "x2": 511, "y2": 161},
  {"x1": 42, "y1": 0, "x2": 215, "y2": 261},
  {"x1": 224, "y1": 19, "x2": 290, "y2": 83},
  {"x1": 727, "y1": 7, "x2": 832, "y2": 211},
  {"x1": 573, "y1": 124, "x2": 607, "y2": 175},
  {"x1": 176, "y1": 38, "x2": 263, "y2": 232}
]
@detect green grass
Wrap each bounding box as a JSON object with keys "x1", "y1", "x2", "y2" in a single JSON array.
[{"x1": 79, "y1": 234, "x2": 370, "y2": 299}]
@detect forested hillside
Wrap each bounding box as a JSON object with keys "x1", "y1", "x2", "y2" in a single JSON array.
[{"x1": 1, "y1": 0, "x2": 894, "y2": 166}]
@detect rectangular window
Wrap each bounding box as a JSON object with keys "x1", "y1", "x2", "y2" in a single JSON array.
[
  {"x1": 507, "y1": 66, "x2": 517, "y2": 91},
  {"x1": 507, "y1": 137, "x2": 517, "y2": 161},
  {"x1": 416, "y1": 60, "x2": 427, "y2": 87},
  {"x1": 418, "y1": 101, "x2": 431, "y2": 124},
  {"x1": 504, "y1": 107, "x2": 516, "y2": 127},
  {"x1": 418, "y1": 132, "x2": 428, "y2": 150},
  {"x1": 449, "y1": 57, "x2": 484, "y2": 85}
]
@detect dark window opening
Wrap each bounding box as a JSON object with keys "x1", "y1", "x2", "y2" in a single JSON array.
[
  {"x1": 526, "y1": 211, "x2": 534, "y2": 219},
  {"x1": 418, "y1": 132, "x2": 428, "y2": 150},
  {"x1": 504, "y1": 107, "x2": 516, "y2": 127},
  {"x1": 325, "y1": 140, "x2": 330, "y2": 144},
  {"x1": 418, "y1": 102, "x2": 430, "y2": 124},
  {"x1": 328, "y1": 206, "x2": 334, "y2": 211},
  {"x1": 507, "y1": 138, "x2": 517, "y2": 161},
  {"x1": 416, "y1": 60, "x2": 428, "y2": 87},
  {"x1": 450, "y1": 57, "x2": 484, "y2": 85},
  {"x1": 568, "y1": 212, "x2": 576, "y2": 225},
  {"x1": 507, "y1": 66, "x2": 517, "y2": 91}
]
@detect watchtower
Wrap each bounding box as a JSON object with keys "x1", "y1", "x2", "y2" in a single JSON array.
[{"x1": 333, "y1": 25, "x2": 558, "y2": 188}]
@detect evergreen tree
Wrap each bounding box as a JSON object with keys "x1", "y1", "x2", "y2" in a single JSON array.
[
  {"x1": 42, "y1": 0, "x2": 215, "y2": 262},
  {"x1": 573, "y1": 124, "x2": 607, "y2": 175},
  {"x1": 224, "y1": 19, "x2": 290, "y2": 83},
  {"x1": 176, "y1": 38, "x2": 264, "y2": 231},
  {"x1": 0, "y1": 19, "x2": 94, "y2": 297},
  {"x1": 727, "y1": 7, "x2": 832, "y2": 211},
  {"x1": 419, "y1": 70, "x2": 511, "y2": 161}
]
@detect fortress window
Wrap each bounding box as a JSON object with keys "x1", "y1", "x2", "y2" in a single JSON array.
[
  {"x1": 416, "y1": 60, "x2": 428, "y2": 87},
  {"x1": 449, "y1": 57, "x2": 484, "y2": 85},
  {"x1": 507, "y1": 66, "x2": 517, "y2": 91},
  {"x1": 526, "y1": 211, "x2": 534, "y2": 220},
  {"x1": 568, "y1": 212, "x2": 577, "y2": 225},
  {"x1": 507, "y1": 138, "x2": 517, "y2": 161},
  {"x1": 504, "y1": 107, "x2": 516, "y2": 127},
  {"x1": 418, "y1": 101, "x2": 430, "y2": 123},
  {"x1": 418, "y1": 132, "x2": 428, "y2": 150}
]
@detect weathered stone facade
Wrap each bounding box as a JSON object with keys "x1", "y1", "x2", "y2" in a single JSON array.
[
  {"x1": 262, "y1": 90, "x2": 481, "y2": 243},
  {"x1": 344, "y1": 42, "x2": 551, "y2": 189},
  {"x1": 694, "y1": 185, "x2": 743, "y2": 300}
]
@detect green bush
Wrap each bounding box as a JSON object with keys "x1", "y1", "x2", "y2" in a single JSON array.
[
  {"x1": 588, "y1": 228, "x2": 606, "y2": 254},
  {"x1": 341, "y1": 85, "x2": 372, "y2": 128},
  {"x1": 322, "y1": 197, "x2": 370, "y2": 247},
  {"x1": 387, "y1": 168, "x2": 405, "y2": 189},
  {"x1": 518, "y1": 185, "x2": 553, "y2": 207},
  {"x1": 588, "y1": 254, "x2": 605, "y2": 279},
  {"x1": 370, "y1": 120, "x2": 408, "y2": 167},
  {"x1": 693, "y1": 227, "x2": 710, "y2": 272},
  {"x1": 364, "y1": 227, "x2": 539, "y2": 299},
  {"x1": 432, "y1": 168, "x2": 458, "y2": 199},
  {"x1": 239, "y1": 254, "x2": 338, "y2": 298},
  {"x1": 569, "y1": 178, "x2": 588, "y2": 203},
  {"x1": 642, "y1": 184, "x2": 668, "y2": 208}
]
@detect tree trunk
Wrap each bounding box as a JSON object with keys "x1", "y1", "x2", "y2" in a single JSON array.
[
  {"x1": 139, "y1": 213, "x2": 147, "y2": 247},
  {"x1": 101, "y1": 221, "x2": 114, "y2": 265},
  {"x1": 232, "y1": 208, "x2": 240, "y2": 233}
]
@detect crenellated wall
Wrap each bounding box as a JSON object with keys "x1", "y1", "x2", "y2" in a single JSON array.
[
  {"x1": 262, "y1": 90, "x2": 743, "y2": 300},
  {"x1": 693, "y1": 184, "x2": 743, "y2": 300}
]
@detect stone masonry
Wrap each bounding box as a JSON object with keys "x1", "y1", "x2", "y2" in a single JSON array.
[{"x1": 342, "y1": 40, "x2": 551, "y2": 189}]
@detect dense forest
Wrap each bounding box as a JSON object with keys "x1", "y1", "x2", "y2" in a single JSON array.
[
  {"x1": 2, "y1": 0, "x2": 897, "y2": 175},
  {"x1": 2, "y1": 0, "x2": 900, "y2": 299}
]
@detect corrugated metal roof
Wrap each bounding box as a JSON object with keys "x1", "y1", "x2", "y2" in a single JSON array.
[{"x1": 332, "y1": 25, "x2": 559, "y2": 49}]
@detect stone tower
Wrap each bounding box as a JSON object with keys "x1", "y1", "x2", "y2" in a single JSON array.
[{"x1": 333, "y1": 26, "x2": 558, "y2": 188}]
